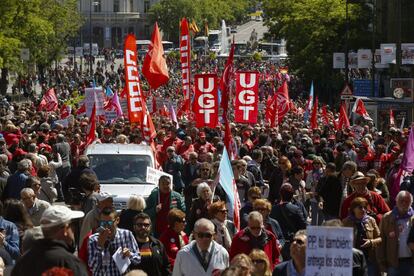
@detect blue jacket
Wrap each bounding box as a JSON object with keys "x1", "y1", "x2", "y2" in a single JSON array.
[
  {"x1": 3, "y1": 172, "x2": 29, "y2": 200},
  {"x1": 0, "y1": 217, "x2": 20, "y2": 260}
]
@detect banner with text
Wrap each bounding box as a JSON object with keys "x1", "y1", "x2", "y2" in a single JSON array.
[
  {"x1": 124, "y1": 34, "x2": 145, "y2": 123},
  {"x1": 381, "y1": 43, "x2": 396, "y2": 64},
  {"x1": 85, "y1": 87, "x2": 105, "y2": 117},
  {"x1": 235, "y1": 72, "x2": 259, "y2": 124},
  {"x1": 306, "y1": 226, "x2": 353, "y2": 276},
  {"x1": 193, "y1": 74, "x2": 219, "y2": 128},
  {"x1": 333, "y1": 53, "x2": 345, "y2": 69},
  {"x1": 402, "y1": 43, "x2": 414, "y2": 65},
  {"x1": 357, "y1": 49, "x2": 372, "y2": 68}
]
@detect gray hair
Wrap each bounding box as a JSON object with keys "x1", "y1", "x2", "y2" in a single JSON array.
[
  {"x1": 18, "y1": 159, "x2": 31, "y2": 171},
  {"x1": 127, "y1": 195, "x2": 146, "y2": 211},
  {"x1": 194, "y1": 218, "x2": 214, "y2": 233},
  {"x1": 20, "y1": 187, "x2": 35, "y2": 197},
  {"x1": 78, "y1": 155, "x2": 90, "y2": 167},
  {"x1": 342, "y1": 161, "x2": 357, "y2": 173},
  {"x1": 196, "y1": 182, "x2": 211, "y2": 197},
  {"x1": 248, "y1": 211, "x2": 263, "y2": 224}
]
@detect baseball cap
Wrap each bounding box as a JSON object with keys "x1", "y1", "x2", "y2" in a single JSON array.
[
  {"x1": 40, "y1": 206, "x2": 84, "y2": 228},
  {"x1": 96, "y1": 192, "x2": 116, "y2": 202}
]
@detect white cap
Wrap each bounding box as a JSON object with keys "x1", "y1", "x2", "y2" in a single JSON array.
[
  {"x1": 96, "y1": 192, "x2": 116, "y2": 202},
  {"x1": 40, "y1": 206, "x2": 84, "y2": 228}
]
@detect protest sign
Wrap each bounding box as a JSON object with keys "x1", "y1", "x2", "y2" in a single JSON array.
[
  {"x1": 306, "y1": 226, "x2": 353, "y2": 276},
  {"x1": 85, "y1": 87, "x2": 105, "y2": 117},
  {"x1": 146, "y1": 167, "x2": 173, "y2": 188}
]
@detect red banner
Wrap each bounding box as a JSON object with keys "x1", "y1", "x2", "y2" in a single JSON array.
[
  {"x1": 180, "y1": 18, "x2": 191, "y2": 111},
  {"x1": 38, "y1": 88, "x2": 58, "y2": 112},
  {"x1": 234, "y1": 72, "x2": 259, "y2": 124},
  {"x1": 193, "y1": 74, "x2": 219, "y2": 128},
  {"x1": 124, "y1": 34, "x2": 144, "y2": 123}
]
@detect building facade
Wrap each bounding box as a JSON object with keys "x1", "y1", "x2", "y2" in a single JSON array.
[{"x1": 79, "y1": 0, "x2": 159, "y2": 49}]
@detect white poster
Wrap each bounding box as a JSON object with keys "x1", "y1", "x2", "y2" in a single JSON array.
[
  {"x1": 146, "y1": 167, "x2": 173, "y2": 188},
  {"x1": 85, "y1": 87, "x2": 105, "y2": 117},
  {"x1": 333, "y1": 53, "x2": 345, "y2": 69},
  {"x1": 75, "y1": 47, "x2": 84, "y2": 57},
  {"x1": 402, "y1": 43, "x2": 414, "y2": 65},
  {"x1": 357, "y1": 49, "x2": 372, "y2": 69},
  {"x1": 381, "y1": 43, "x2": 396, "y2": 64},
  {"x1": 306, "y1": 226, "x2": 353, "y2": 276},
  {"x1": 348, "y1": 52, "x2": 358, "y2": 69},
  {"x1": 374, "y1": 49, "x2": 389, "y2": 69}
]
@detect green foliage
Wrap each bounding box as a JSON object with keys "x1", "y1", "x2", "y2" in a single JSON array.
[
  {"x1": 252, "y1": 51, "x2": 262, "y2": 62},
  {"x1": 263, "y1": 0, "x2": 371, "y2": 98},
  {"x1": 0, "y1": 0, "x2": 82, "y2": 70},
  {"x1": 149, "y1": 0, "x2": 249, "y2": 43}
]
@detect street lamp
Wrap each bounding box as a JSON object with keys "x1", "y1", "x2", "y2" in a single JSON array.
[{"x1": 89, "y1": 0, "x2": 99, "y2": 77}]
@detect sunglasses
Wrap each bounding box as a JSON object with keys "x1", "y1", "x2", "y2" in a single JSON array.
[
  {"x1": 196, "y1": 232, "x2": 213, "y2": 239},
  {"x1": 100, "y1": 220, "x2": 114, "y2": 228},
  {"x1": 178, "y1": 219, "x2": 186, "y2": 223},
  {"x1": 218, "y1": 209, "x2": 228, "y2": 213},
  {"x1": 293, "y1": 238, "x2": 305, "y2": 245},
  {"x1": 135, "y1": 222, "x2": 151, "y2": 228},
  {"x1": 252, "y1": 259, "x2": 266, "y2": 264},
  {"x1": 249, "y1": 226, "x2": 262, "y2": 231}
]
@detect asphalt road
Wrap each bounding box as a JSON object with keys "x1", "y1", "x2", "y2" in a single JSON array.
[{"x1": 234, "y1": 19, "x2": 268, "y2": 43}]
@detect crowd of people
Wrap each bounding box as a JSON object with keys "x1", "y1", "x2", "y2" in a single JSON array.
[{"x1": 0, "y1": 53, "x2": 413, "y2": 276}]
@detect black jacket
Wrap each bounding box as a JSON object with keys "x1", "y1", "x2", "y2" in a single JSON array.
[
  {"x1": 318, "y1": 175, "x2": 342, "y2": 217},
  {"x1": 270, "y1": 202, "x2": 307, "y2": 241},
  {"x1": 130, "y1": 236, "x2": 171, "y2": 276},
  {"x1": 11, "y1": 239, "x2": 88, "y2": 276},
  {"x1": 118, "y1": 209, "x2": 142, "y2": 233}
]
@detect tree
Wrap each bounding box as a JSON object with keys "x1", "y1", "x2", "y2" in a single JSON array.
[
  {"x1": 149, "y1": 0, "x2": 250, "y2": 43},
  {"x1": 0, "y1": 0, "x2": 82, "y2": 95},
  {"x1": 263, "y1": 0, "x2": 371, "y2": 103}
]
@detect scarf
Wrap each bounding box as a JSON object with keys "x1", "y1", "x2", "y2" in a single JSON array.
[
  {"x1": 392, "y1": 207, "x2": 414, "y2": 220},
  {"x1": 212, "y1": 218, "x2": 232, "y2": 249}
]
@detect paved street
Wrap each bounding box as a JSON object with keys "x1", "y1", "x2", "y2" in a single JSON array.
[{"x1": 234, "y1": 19, "x2": 268, "y2": 43}]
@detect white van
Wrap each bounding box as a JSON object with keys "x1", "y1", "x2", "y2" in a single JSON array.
[{"x1": 85, "y1": 144, "x2": 156, "y2": 210}]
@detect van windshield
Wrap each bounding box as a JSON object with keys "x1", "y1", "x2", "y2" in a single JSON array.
[{"x1": 88, "y1": 154, "x2": 152, "y2": 184}]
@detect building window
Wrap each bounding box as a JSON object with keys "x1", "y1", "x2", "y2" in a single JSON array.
[
  {"x1": 144, "y1": 25, "x2": 150, "y2": 38},
  {"x1": 144, "y1": 0, "x2": 150, "y2": 13},
  {"x1": 129, "y1": 0, "x2": 134, "y2": 12},
  {"x1": 113, "y1": 0, "x2": 119, "y2": 12},
  {"x1": 93, "y1": 0, "x2": 101, "y2": 12}
]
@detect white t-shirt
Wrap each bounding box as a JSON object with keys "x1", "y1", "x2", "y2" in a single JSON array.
[{"x1": 398, "y1": 218, "x2": 412, "y2": 258}]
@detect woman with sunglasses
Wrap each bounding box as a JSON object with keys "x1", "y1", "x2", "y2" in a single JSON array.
[
  {"x1": 249, "y1": 249, "x2": 272, "y2": 276},
  {"x1": 342, "y1": 197, "x2": 381, "y2": 276},
  {"x1": 208, "y1": 201, "x2": 237, "y2": 251},
  {"x1": 187, "y1": 183, "x2": 214, "y2": 233}
]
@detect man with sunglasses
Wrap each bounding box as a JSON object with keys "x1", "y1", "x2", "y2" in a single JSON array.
[
  {"x1": 230, "y1": 211, "x2": 280, "y2": 270},
  {"x1": 273, "y1": 230, "x2": 307, "y2": 276},
  {"x1": 172, "y1": 218, "x2": 229, "y2": 276},
  {"x1": 130, "y1": 212, "x2": 170, "y2": 276},
  {"x1": 88, "y1": 207, "x2": 140, "y2": 276}
]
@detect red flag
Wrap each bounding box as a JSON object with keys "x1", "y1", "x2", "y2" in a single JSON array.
[
  {"x1": 352, "y1": 98, "x2": 372, "y2": 121},
  {"x1": 142, "y1": 22, "x2": 169, "y2": 90},
  {"x1": 60, "y1": 104, "x2": 71, "y2": 119},
  {"x1": 220, "y1": 41, "x2": 235, "y2": 119},
  {"x1": 390, "y1": 109, "x2": 395, "y2": 126},
  {"x1": 76, "y1": 101, "x2": 86, "y2": 116},
  {"x1": 85, "y1": 104, "x2": 96, "y2": 147},
  {"x1": 180, "y1": 18, "x2": 191, "y2": 111},
  {"x1": 151, "y1": 97, "x2": 157, "y2": 114},
  {"x1": 270, "y1": 81, "x2": 290, "y2": 126},
  {"x1": 124, "y1": 34, "x2": 145, "y2": 123},
  {"x1": 321, "y1": 105, "x2": 329, "y2": 125},
  {"x1": 234, "y1": 72, "x2": 259, "y2": 124},
  {"x1": 223, "y1": 120, "x2": 236, "y2": 160},
  {"x1": 310, "y1": 97, "x2": 318, "y2": 129},
  {"x1": 338, "y1": 102, "x2": 350, "y2": 129},
  {"x1": 38, "y1": 88, "x2": 58, "y2": 111},
  {"x1": 264, "y1": 95, "x2": 274, "y2": 124},
  {"x1": 193, "y1": 74, "x2": 219, "y2": 128},
  {"x1": 159, "y1": 104, "x2": 170, "y2": 117}
]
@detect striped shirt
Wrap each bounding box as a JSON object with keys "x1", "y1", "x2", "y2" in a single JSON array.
[{"x1": 88, "y1": 228, "x2": 141, "y2": 276}]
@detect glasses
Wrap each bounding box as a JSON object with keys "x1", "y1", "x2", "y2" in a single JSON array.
[
  {"x1": 293, "y1": 238, "x2": 305, "y2": 245},
  {"x1": 135, "y1": 222, "x2": 151, "y2": 228},
  {"x1": 100, "y1": 220, "x2": 114, "y2": 228},
  {"x1": 252, "y1": 259, "x2": 266, "y2": 264},
  {"x1": 218, "y1": 209, "x2": 228, "y2": 213},
  {"x1": 196, "y1": 232, "x2": 213, "y2": 239}
]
